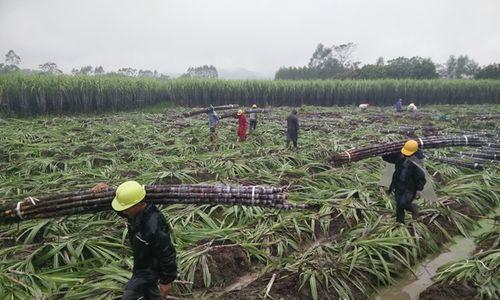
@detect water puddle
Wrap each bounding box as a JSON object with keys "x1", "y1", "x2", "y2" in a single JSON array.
[{"x1": 375, "y1": 210, "x2": 498, "y2": 300}]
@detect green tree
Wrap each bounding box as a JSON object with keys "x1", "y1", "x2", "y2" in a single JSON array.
[
  {"x1": 441, "y1": 55, "x2": 479, "y2": 78},
  {"x1": 2, "y1": 50, "x2": 21, "y2": 72},
  {"x1": 475, "y1": 64, "x2": 500, "y2": 79},
  {"x1": 117, "y1": 67, "x2": 137, "y2": 77},
  {"x1": 5, "y1": 50, "x2": 21, "y2": 67},
  {"x1": 333, "y1": 43, "x2": 359, "y2": 69},
  {"x1": 39, "y1": 62, "x2": 62, "y2": 74},
  {"x1": 94, "y1": 66, "x2": 105, "y2": 75},
  {"x1": 456, "y1": 55, "x2": 479, "y2": 78},
  {"x1": 444, "y1": 55, "x2": 457, "y2": 78},
  {"x1": 308, "y1": 43, "x2": 333, "y2": 69},
  {"x1": 138, "y1": 69, "x2": 156, "y2": 78},
  {"x1": 376, "y1": 57, "x2": 385, "y2": 66},
  {"x1": 80, "y1": 65, "x2": 94, "y2": 75},
  {"x1": 182, "y1": 65, "x2": 218, "y2": 78}
]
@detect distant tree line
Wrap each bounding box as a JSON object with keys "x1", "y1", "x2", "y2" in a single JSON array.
[
  {"x1": 0, "y1": 50, "x2": 217, "y2": 79},
  {"x1": 180, "y1": 65, "x2": 218, "y2": 78},
  {"x1": 2, "y1": 48, "x2": 498, "y2": 80},
  {"x1": 275, "y1": 43, "x2": 500, "y2": 80},
  {"x1": 475, "y1": 64, "x2": 500, "y2": 79}
]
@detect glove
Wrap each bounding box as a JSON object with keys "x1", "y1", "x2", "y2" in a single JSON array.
[{"x1": 91, "y1": 182, "x2": 109, "y2": 193}]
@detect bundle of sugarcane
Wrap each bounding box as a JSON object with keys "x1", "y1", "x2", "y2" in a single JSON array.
[
  {"x1": 218, "y1": 109, "x2": 269, "y2": 119},
  {"x1": 0, "y1": 184, "x2": 300, "y2": 224},
  {"x1": 485, "y1": 142, "x2": 500, "y2": 148},
  {"x1": 455, "y1": 151, "x2": 499, "y2": 161},
  {"x1": 476, "y1": 147, "x2": 500, "y2": 155},
  {"x1": 182, "y1": 104, "x2": 239, "y2": 117},
  {"x1": 451, "y1": 154, "x2": 498, "y2": 165},
  {"x1": 330, "y1": 135, "x2": 486, "y2": 166},
  {"x1": 434, "y1": 157, "x2": 484, "y2": 170}
]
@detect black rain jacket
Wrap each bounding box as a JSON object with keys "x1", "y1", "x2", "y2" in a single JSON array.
[
  {"x1": 127, "y1": 203, "x2": 178, "y2": 284},
  {"x1": 382, "y1": 152, "x2": 426, "y2": 193},
  {"x1": 286, "y1": 113, "x2": 299, "y2": 139}
]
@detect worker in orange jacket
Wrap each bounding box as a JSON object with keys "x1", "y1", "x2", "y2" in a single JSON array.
[{"x1": 236, "y1": 109, "x2": 247, "y2": 141}]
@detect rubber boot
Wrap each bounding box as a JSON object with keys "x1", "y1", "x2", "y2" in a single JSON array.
[{"x1": 411, "y1": 203, "x2": 419, "y2": 220}]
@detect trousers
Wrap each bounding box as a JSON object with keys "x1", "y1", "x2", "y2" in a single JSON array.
[
  {"x1": 121, "y1": 273, "x2": 162, "y2": 300},
  {"x1": 394, "y1": 189, "x2": 418, "y2": 224},
  {"x1": 249, "y1": 119, "x2": 257, "y2": 130}
]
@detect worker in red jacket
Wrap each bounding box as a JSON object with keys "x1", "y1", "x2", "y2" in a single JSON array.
[{"x1": 237, "y1": 109, "x2": 247, "y2": 141}]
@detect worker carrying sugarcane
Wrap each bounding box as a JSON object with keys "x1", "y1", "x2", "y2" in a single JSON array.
[
  {"x1": 396, "y1": 98, "x2": 403, "y2": 113},
  {"x1": 382, "y1": 140, "x2": 426, "y2": 224},
  {"x1": 91, "y1": 181, "x2": 178, "y2": 300},
  {"x1": 208, "y1": 106, "x2": 220, "y2": 144},
  {"x1": 249, "y1": 104, "x2": 258, "y2": 130},
  {"x1": 236, "y1": 109, "x2": 247, "y2": 141},
  {"x1": 408, "y1": 103, "x2": 418, "y2": 112},
  {"x1": 286, "y1": 109, "x2": 299, "y2": 148},
  {"x1": 359, "y1": 103, "x2": 369, "y2": 111}
]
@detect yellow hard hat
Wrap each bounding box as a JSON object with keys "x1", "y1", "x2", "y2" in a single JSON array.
[
  {"x1": 401, "y1": 140, "x2": 419, "y2": 156},
  {"x1": 111, "y1": 181, "x2": 146, "y2": 211},
  {"x1": 237, "y1": 109, "x2": 243, "y2": 115},
  {"x1": 252, "y1": 104, "x2": 257, "y2": 108}
]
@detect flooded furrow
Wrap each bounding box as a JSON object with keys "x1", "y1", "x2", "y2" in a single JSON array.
[{"x1": 375, "y1": 208, "x2": 498, "y2": 300}]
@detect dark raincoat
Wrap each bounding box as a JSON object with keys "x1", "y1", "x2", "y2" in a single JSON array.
[
  {"x1": 122, "y1": 203, "x2": 177, "y2": 299},
  {"x1": 382, "y1": 152, "x2": 426, "y2": 223}
]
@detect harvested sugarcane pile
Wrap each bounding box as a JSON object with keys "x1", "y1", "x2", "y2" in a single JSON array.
[
  {"x1": 0, "y1": 184, "x2": 299, "y2": 224},
  {"x1": 218, "y1": 108, "x2": 269, "y2": 119},
  {"x1": 330, "y1": 135, "x2": 487, "y2": 166},
  {"x1": 434, "y1": 157, "x2": 485, "y2": 170},
  {"x1": 476, "y1": 147, "x2": 500, "y2": 155},
  {"x1": 458, "y1": 151, "x2": 500, "y2": 160},
  {"x1": 450, "y1": 153, "x2": 499, "y2": 165},
  {"x1": 486, "y1": 142, "x2": 500, "y2": 148},
  {"x1": 182, "y1": 104, "x2": 239, "y2": 117}
]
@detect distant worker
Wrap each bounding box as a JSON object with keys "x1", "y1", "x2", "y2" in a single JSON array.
[
  {"x1": 359, "y1": 103, "x2": 369, "y2": 111},
  {"x1": 208, "y1": 106, "x2": 220, "y2": 144},
  {"x1": 408, "y1": 103, "x2": 418, "y2": 112},
  {"x1": 382, "y1": 140, "x2": 426, "y2": 224},
  {"x1": 286, "y1": 109, "x2": 299, "y2": 148},
  {"x1": 91, "y1": 181, "x2": 178, "y2": 300},
  {"x1": 396, "y1": 98, "x2": 403, "y2": 113},
  {"x1": 237, "y1": 109, "x2": 247, "y2": 141},
  {"x1": 249, "y1": 104, "x2": 258, "y2": 131}
]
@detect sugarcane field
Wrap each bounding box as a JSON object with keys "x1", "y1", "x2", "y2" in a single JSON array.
[
  {"x1": 1, "y1": 89, "x2": 499, "y2": 299},
  {"x1": 1, "y1": 1, "x2": 500, "y2": 300}
]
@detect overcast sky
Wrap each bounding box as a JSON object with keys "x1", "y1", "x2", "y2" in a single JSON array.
[{"x1": 1, "y1": 0, "x2": 499, "y2": 76}]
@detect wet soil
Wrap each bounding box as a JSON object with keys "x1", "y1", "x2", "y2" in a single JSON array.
[
  {"x1": 378, "y1": 206, "x2": 499, "y2": 300},
  {"x1": 224, "y1": 270, "x2": 366, "y2": 300},
  {"x1": 193, "y1": 244, "x2": 251, "y2": 289},
  {"x1": 218, "y1": 213, "x2": 356, "y2": 300},
  {"x1": 419, "y1": 282, "x2": 476, "y2": 300}
]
